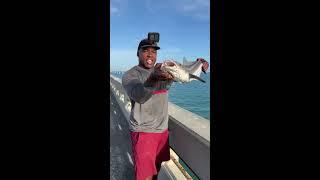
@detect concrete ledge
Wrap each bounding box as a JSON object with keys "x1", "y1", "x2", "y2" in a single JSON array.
[{"x1": 168, "y1": 102, "x2": 210, "y2": 143}]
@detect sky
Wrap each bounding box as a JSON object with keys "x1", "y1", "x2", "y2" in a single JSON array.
[{"x1": 110, "y1": 0, "x2": 210, "y2": 71}]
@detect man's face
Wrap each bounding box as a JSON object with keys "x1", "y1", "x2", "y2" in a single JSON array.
[{"x1": 138, "y1": 47, "x2": 157, "y2": 69}]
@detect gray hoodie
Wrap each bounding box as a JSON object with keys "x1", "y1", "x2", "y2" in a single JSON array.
[{"x1": 122, "y1": 65, "x2": 173, "y2": 133}]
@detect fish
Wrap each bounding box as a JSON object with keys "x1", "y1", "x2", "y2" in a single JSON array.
[{"x1": 160, "y1": 58, "x2": 206, "y2": 83}]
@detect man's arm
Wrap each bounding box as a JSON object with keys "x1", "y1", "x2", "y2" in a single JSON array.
[
  {"x1": 122, "y1": 65, "x2": 173, "y2": 104},
  {"x1": 122, "y1": 72, "x2": 153, "y2": 104}
]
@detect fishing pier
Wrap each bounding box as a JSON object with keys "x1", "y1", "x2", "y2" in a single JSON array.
[{"x1": 110, "y1": 74, "x2": 210, "y2": 180}]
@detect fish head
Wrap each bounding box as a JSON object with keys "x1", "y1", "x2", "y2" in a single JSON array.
[{"x1": 161, "y1": 60, "x2": 189, "y2": 82}]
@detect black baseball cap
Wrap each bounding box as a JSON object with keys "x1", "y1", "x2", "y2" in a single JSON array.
[{"x1": 137, "y1": 38, "x2": 160, "y2": 56}]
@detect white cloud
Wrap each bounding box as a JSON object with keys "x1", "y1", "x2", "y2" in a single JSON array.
[
  {"x1": 182, "y1": 4, "x2": 197, "y2": 11},
  {"x1": 111, "y1": 6, "x2": 118, "y2": 14},
  {"x1": 196, "y1": 0, "x2": 210, "y2": 7},
  {"x1": 110, "y1": 47, "x2": 185, "y2": 71},
  {"x1": 110, "y1": 48, "x2": 138, "y2": 71},
  {"x1": 110, "y1": 48, "x2": 137, "y2": 60},
  {"x1": 159, "y1": 48, "x2": 182, "y2": 60},
  {"x1": 142, "y1": 0, "x2": 210, "y2": 21},
  {"x1": 110, "y1": 0, "x2": 128, "y2": 16},
  {"x1": 173, "y1": 0, "x2": 210, "y2": 21},
  {"x1": 112, "y1": 0, "x2": 209, "y2": 20}
]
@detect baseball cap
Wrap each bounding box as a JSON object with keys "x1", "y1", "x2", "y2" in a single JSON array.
[{"x1": 137, "y1": 38, "x2": 160, "y2": 56}]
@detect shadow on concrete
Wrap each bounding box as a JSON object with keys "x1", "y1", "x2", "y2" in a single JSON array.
[{"x1": 110, "y1": 92, "x2": 135, "y2": 180}]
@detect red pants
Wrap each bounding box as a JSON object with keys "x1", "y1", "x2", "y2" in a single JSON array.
[{"x1": 130, "y1": 129, "x2": 170, "y2": 180}]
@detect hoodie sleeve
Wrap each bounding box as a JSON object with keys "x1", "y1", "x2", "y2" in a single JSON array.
[{"x1": 122, "y1": 70, "x2": 153, "y2": 104}]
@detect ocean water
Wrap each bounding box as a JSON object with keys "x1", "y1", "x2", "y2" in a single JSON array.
[
  {"x1": 168, "y1": 72, "x2": 210, "y2": 120},
  {"x1": 110, "y1": 72, "x2": 210, "y2": 121}
]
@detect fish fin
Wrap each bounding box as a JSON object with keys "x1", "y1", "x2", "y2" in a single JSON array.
[
  {"x1": 183, "y1": 58, "x2": 193, "y2": 66},
  {"x1": 183, "y1": 60, "x2": 204, "y2": 77},
  {"x1": 183, "y1": 57, "x2": 187, "y2": 63},
  {"x1": 189, "y1": 74, "x2": 206, "y2": 83}
]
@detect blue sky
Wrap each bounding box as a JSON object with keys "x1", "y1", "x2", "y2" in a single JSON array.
[{"x1": 110, "y1": 0, "x2": 210, "y2": 71}]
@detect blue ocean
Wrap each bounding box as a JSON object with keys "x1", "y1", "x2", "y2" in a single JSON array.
[{"x1": 111, "y1": 72, "x2": 210, "y2": 121}]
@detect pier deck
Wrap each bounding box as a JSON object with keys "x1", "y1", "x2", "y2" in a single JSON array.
[{"x1": 110, "y1": 92, "x2": 135, "y2": 180}]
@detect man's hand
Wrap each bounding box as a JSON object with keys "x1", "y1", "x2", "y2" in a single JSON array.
[
  {"x1": 196, "y1": 58, "x2": 209, "y2": 73},
  {"x1": 151, "y1": 63, "x2": 174, "y2": 81},
  {"x1": 145, "y1": 63, "x2": 173, "y2": 87}
]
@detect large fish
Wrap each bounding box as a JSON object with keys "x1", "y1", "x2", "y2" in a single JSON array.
[{"x1": 160, "y1": 58, "x2": 207, "y2": 83}]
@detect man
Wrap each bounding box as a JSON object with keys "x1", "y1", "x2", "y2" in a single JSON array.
[{"x1": 122, "y1": 38, "x2": 208, "y2": 180}]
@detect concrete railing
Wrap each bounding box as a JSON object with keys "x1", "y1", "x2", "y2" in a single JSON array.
[{"x1": 110, "y1": 75, "x2": 210, "y2": 180}]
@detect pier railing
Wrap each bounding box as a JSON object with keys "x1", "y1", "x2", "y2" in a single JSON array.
[{"x1": 110, "y1": 75, "x2": 210, "y2": 180}]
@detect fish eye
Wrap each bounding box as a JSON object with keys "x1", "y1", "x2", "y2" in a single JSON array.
[{"x1": 167, "y1": 62, "x2": 175, "y2": 66}]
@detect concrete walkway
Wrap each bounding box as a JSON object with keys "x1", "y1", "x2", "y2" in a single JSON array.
[
  {"x1": 109, "y1": 90, "x2": 172, "y2": 180},
  {"x1": 110, "y1": 92, "x2": 135, "y2": 180}
]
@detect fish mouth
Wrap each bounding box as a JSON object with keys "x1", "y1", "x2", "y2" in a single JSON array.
[
  {"x1": 164, "y1": 61, "x2": 175, "y2": 67},
  {"x1": 161, "y1": 61, "x2": 175, "y2": 78}
]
